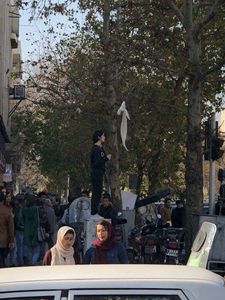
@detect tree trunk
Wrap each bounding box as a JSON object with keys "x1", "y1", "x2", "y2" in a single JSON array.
[
  {"x1": 148, "y1": 149, "x2": 161, "y2": 193},
  {"x1": 103, "y1": 0, "x2": 122, "y2": 210},
  {"x1": 184, "y1": 0, "x2": 203, "y2": 254},
  {"x1": 136, "y1": 161, "x2": 144, "y2": 196}
]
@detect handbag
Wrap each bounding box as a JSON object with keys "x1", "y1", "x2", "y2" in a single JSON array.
[{"x1": 37, "y1": 226, "x2": 47, "y2": 242}]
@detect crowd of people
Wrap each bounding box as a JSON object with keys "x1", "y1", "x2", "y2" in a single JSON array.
[
  {"x1": 0, "y1": 187, "x2": 129, "y2": 267},
  {"x1": 0, "y1": 184, "x2": 187, "y2": 268},
  {"x1": 0, "y1": 189, "x2": 65, "y2": 267},
  {"x1": 136, "y1": 197, "x2": 186, "y2": 229},
  {"x1": 0, "y1": 130, "x2": 186, "y2": 268}
]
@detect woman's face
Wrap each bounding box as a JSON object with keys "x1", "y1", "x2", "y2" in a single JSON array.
[
  {"x1": 96, "y1": 224, "x2": 108, "y2": 242},
  {"x1": 99, "y1": 133, "x2": 105, "y2": 143},
  {"x1": 61, "y1": 233, "x2": 74, "y2": 249}
]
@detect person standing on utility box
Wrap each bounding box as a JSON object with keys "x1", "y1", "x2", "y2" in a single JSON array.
[{"x1": 90, "y1": 130, "x2": 111, "y2": 215}]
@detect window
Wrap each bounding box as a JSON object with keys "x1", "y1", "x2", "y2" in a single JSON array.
[
  {"x1": 0, "y1": 291, "x2": 61, "y2": 300},
  {"x1": 73, "y1": 295, "x2": 182, "y2": 300},
  {"x1": 1, "y1": 297, "x2": 54, "y2": 300},
  {"x1": 4, "y1": 298, "x2": 54, "y2": 300}
]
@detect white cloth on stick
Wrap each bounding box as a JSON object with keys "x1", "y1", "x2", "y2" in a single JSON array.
[{"x1": 117, "y1": 101, "x2": 130, "y2": 151}]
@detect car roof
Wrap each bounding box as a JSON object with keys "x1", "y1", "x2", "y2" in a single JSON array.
[{"x1": 0, "y1": 265, "x2": 223, "y2": 286}]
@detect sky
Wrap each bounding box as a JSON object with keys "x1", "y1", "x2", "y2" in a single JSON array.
[{"x1": 19, "y1": 6, "x2": 84, "y2": 62}]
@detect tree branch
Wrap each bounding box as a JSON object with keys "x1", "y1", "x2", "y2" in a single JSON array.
[
  {"x1": 203, "y1": 59, "x2": 225, "y2": 78},
  {"x1": 194, "y1": 0, "x2": 221, "y2": 36},
  {"x1": 168, "y1": 1, "x2": 184, "y2": 24}
]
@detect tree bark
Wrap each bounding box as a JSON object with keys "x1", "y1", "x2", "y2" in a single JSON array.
[
  {"x1": 103, "y1": 0, "x2": 122, "y2": 210},
  {"x1": 168, "y1": 0, "x2": 222, "y2": 257},
  {"x1": 184, "y1": 0, "x2": 203, "y2": 253}
]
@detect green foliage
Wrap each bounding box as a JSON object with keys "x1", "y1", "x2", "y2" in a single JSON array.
[{"x1": 15, "y1": 0, "x2": 224, "y2": 197}]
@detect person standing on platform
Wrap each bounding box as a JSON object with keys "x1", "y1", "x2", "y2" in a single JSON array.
[{"x1": 90, "y1": 130, "x2": 111, "y2": 215}]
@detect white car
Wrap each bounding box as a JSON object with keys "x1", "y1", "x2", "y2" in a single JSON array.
[{"x1": 0, "y1": 264, "x2": 224, "y2": 300}]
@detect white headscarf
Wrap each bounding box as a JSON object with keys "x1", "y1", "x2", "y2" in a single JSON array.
[{"x1": 51, "y1": 226, "x2": 76, "y2": 265}]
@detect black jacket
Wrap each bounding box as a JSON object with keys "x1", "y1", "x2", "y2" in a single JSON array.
[
  {"x1": 171, "y1": 207, "x2": 186, "y2": 228},
  {"x1": 98, "y1": 204, "x2": 117, "y2": 227},
  {"x1": 90, "y1": 144, "x2": 108, "y2": 172}
]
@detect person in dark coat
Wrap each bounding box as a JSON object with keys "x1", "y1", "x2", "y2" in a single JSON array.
[
  {"x1": 0, "y1": 192, "x2": 14, "y2": 267},
  {"x1": 83, "y1": 220, "x2": 128, "y2": 264},
  {"x1": 90, "y1": 130, "x2": 111, "y2": 215},
  {"x1": 14, "y1": 194, "x2": 25, "y2": 266},
  {"x1": 98, "y1": 193, "x2": 118, "y2": 227},
  {"x1": 171, "y1": 200, "x2": 186, "y2": 228},
  {"x1": 23, "y1": 194, "x2": 40, "y2": 265},
  {"x1": 44, "y1": 199, "x2": 56, "y2": 249}
]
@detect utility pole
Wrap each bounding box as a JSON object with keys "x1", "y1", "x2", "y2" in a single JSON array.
[{"x1": 209, "y1": 114, "x2": 216, "y2": 215}]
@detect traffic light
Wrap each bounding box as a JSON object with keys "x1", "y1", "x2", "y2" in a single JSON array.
[
  {"x1": 211, "y1": 136, "x2": 224, "y2": 161},
  {"x1": 204, "y1": 120, "x2": 211, "y2": 160},
  {"x1": 218, "y1": 168, "x2": 224, "y2": 182}
]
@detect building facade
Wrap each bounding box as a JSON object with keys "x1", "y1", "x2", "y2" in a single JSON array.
[{"x1": 0, "y1": 0, "x2": 21, "y2": 189}]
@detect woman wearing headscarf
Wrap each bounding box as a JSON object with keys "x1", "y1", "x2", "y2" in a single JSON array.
[
  {"x1": 42, "y1": 226, "x2": 76, "y2": 265},
  {"x1": 83, "y1": 220, "x2": 128, "y2": 264}
]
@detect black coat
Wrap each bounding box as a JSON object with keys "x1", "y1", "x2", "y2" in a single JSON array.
[
  {"x1": 90, "y1": 144, "x2": 108, "y2": 172},
  {"x1": 98, "y1": 204, "x2": 117, "y2": 227},
  {"x1": 171, "y1": 207, "x2": 186, "y2": 228}
]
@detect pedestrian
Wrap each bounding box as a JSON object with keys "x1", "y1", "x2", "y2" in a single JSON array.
[
  {"x1": 98, "y1": 192, "x2": 118, "y2": 227},
  {"x1": 37, "y1": 193, "x2": 50, "y2": 261},
  {"x1": 90, "y1": 130, "x2": 111, "y2": 215},
  {"x1": 83, "y1": 219, "x2": 128, "y2": 264},
  {"x1": 160, "y1": 197, "x2": 172, "y2": 226},
  {"x1": 0, "y1": 192, "x2": 14, "y2": 267},
  {"x1": 51, "y1": 193, "x2": 62, "y2": 222},
  {"x1": 42, "y1": 226, "x2": 76, "y2": 265},
  {"x1": 4, "y1": 190, "x2": 17, "y2": 266},
  {"x1": 14, "y1": 194, "x2": 25, "y2": 266},
  {"x1": 171, "y1": 200, "x2": 186, "y2": 228},
  {"x1": 23, "y1": 193, "x2": 40, "y2": 265},
  {"x1": 44, "y1": 199, "x2": 57, "y2": 248}
]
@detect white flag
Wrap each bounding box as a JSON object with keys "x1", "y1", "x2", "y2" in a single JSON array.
[{"x1": 117, "y1": 101, "x2": 130, "y2": 151}]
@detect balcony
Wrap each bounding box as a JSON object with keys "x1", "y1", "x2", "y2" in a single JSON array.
[
  {"x1": 12, "y1": 42, "x2": 21, "y2": 77},
  {"x1": 9, "y1": 0, "x2": 19, "y2": 49},
  {"x1": 10, "y1": 0, "x2": 19, "y2": 36},
  {"x1": 11, "y1": 32, "x2": 18, "y2": 49}
]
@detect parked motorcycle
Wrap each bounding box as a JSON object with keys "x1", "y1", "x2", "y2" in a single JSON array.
[
  {"x1": 127, "y1": 189, "x2": 172, "y2": 264},
  {"x1": 161, "y1": 227, "x2": 185, "y2": 264},
  {"x1": 127, "y1": 222, "x2": 169, "y2": 264},
  {"x1": 140, "y1": 224, "x2": 159, "y2": 263}
]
